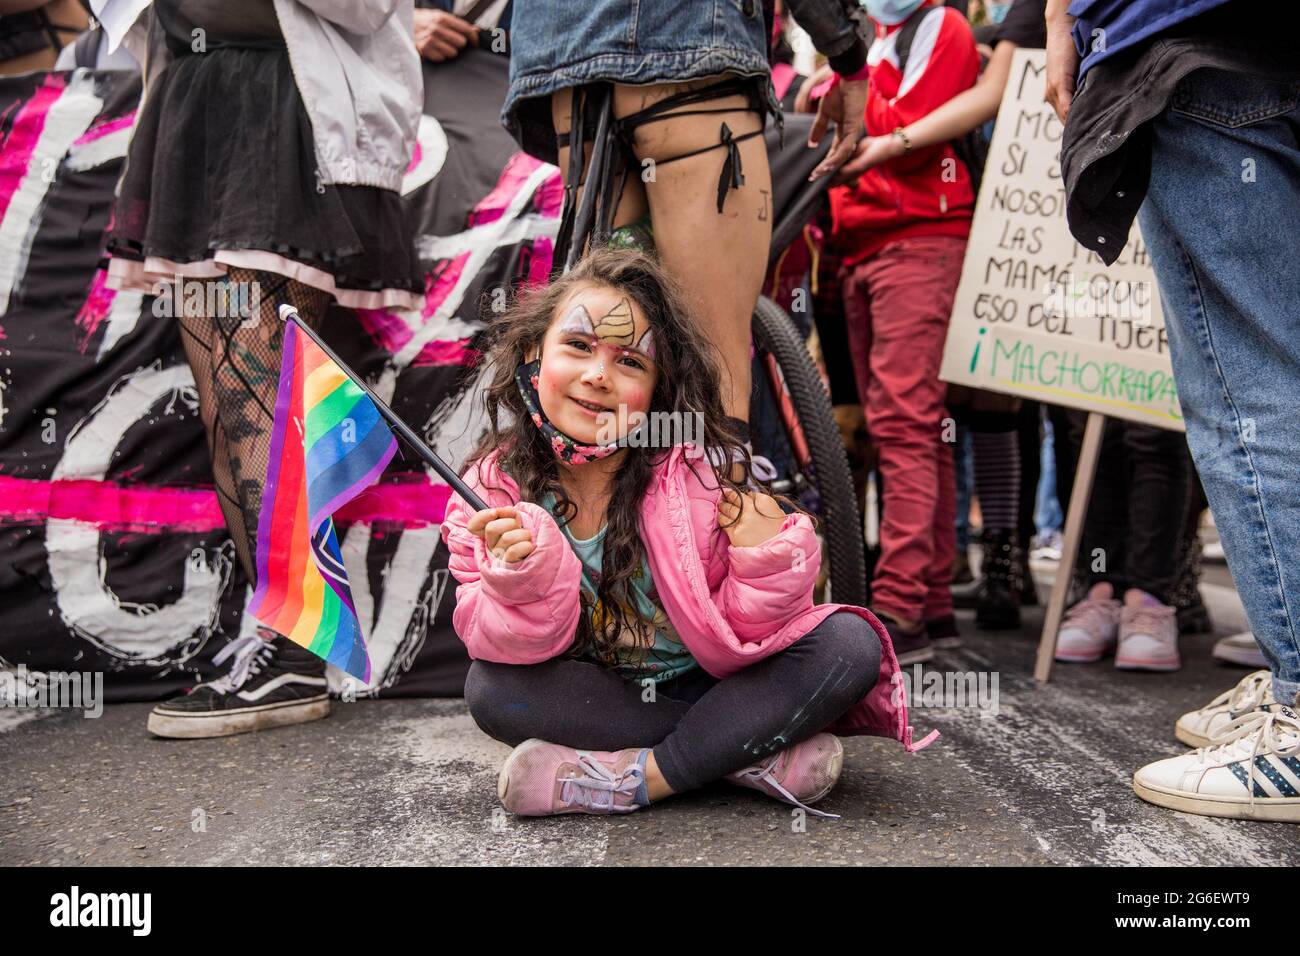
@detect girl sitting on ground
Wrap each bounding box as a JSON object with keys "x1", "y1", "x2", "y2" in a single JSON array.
[{"x1": 441, "y1": 247, "x2": 930, "y2": 818}]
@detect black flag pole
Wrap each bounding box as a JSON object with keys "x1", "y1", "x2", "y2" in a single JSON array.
[{"x1": 278, "y1": 304, "x2": 489, "y2": 514}]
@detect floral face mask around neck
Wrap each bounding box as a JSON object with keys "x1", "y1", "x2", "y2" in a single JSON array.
[{"x1": 514, "y1": 358, "x2": 636, "y2": 465}]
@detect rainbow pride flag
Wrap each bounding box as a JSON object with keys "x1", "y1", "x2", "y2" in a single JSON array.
[{"x1": 249, "y1": 320, "x2": 397, "y2": 681}]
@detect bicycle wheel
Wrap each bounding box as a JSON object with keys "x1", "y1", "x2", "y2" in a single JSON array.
[{"x1": 751, "y1": 296, "x2": 868, "y2": 608}]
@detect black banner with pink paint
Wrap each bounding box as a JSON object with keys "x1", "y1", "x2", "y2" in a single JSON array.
[{"x1": 0, "y1": 50, "x2": 559, "y2": 700}]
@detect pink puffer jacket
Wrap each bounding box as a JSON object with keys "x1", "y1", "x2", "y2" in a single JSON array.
[{"x1": 440, "y1": 443, "x2": 936, "y2": 751}]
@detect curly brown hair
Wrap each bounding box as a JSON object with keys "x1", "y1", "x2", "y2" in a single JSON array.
[{"x1": 463, "y1": 247, "x2": 770, "y2": 664}]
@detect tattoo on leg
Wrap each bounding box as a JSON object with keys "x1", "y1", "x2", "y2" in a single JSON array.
[{"x1": 758, "y1": 188, "x2": 770, "y2": 222}]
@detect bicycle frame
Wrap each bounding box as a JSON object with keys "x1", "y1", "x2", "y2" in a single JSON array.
[
  {"x1": 556, "y1": 84, "x2": 620, "y2": 274},
  {"x1": 762, "y1": 350, "x2": 813, "y2": 482}
]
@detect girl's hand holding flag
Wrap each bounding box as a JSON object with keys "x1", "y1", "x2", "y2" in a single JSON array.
[{"x1": 467, "y1": 507, "x2": 536, "y2": 564}]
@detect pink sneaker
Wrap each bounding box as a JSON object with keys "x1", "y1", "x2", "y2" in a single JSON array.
[
  {"x1": 1055, "y1": 582, "x2": 1121, "y2": 662},
  {"x1": 1115, "y1": 590, "x2": 1180, "y2": 671},
  {"x1": 497, "y1": 738, "x2": 649, "y2": 816},
  {"x1": 724, "y1": 733, "x2": 844, "y2": 818}
]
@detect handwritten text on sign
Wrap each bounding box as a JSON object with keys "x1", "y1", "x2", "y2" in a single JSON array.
[{"x1": 938, "y1": 49, "x2": 1182, "y2": 431}]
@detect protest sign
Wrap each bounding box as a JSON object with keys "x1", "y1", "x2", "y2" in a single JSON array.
[{"x1": 939, "y1": 48, "x2": 1181, "y2": 432}]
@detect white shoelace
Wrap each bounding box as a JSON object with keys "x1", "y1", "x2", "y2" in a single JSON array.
[
  {"x1": 558, "y1": 753, "x2": 645, "y2": 813},
  {"x1": 1207, "y1": 670, "x2": 1274, "y2": 720},
  {"x1": 1193, "y1": 707, "x2": 1300, "y2": 810},
  {"x1": 204, "y1": 633, "x2": 275, "y2": 696},
  {"x1": 731, "y1": 757, "x2": 840, "y2": 819}
]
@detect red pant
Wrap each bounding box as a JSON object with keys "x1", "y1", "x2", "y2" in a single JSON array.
[{"x1": 841, "y1": 235, "x2": 964, "y2": 623}]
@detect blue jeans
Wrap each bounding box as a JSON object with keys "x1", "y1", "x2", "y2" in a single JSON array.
[
  {"x1": 1034, "y1": 408, "x2": 1063, "y2": 536},
  {"x1": 955, "y1": 425, "x2": 973, "y2": 551},
  {"x1": 1138, "y1": 67, "x2": 1300, "y2": 706},
  {"x1": 503, "y1": 0, "x2": 776, "y2": 163}
]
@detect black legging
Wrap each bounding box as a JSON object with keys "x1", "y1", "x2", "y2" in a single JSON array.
[
  {"x1": 464, "y1": 610, "x2": 881, "y2": 794},
  {"x1": 1063, "y1": 411, "x2": 1191, "y2": 603}
]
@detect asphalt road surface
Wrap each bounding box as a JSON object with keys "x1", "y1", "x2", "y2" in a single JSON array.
[{"x1": 4, "y1": 559, "x2": 1298, "y2": 866}]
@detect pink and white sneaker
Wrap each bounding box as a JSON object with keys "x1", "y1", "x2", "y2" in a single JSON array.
[
  {"x1": 497, "y1": 739, "x2": 649, "y2": 816},
  {"x1": 1055, "y1": 582, "x2": 1121, "y2": 662},
  {"x1": 1115, "y1": 590, "x2": 1180, "y2": 671},
  {"x1": 724, "y1": 733, "x2": 845, "y2": 818}
]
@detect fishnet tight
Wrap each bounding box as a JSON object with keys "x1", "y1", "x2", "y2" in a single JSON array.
[{"x1": 178, "y1": 268, "x2": 332, "y2": 585}]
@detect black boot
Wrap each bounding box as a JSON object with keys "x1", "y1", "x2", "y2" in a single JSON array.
[{"x1": 975, "y1": 530, "x2": 1023, "y2": 630}]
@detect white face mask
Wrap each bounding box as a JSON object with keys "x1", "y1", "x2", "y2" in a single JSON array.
[{"x1": 861, "y1": 0, "x2": 925, "y2": 26}]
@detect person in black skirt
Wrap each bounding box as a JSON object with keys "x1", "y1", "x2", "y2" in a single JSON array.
[{"x1": 103, "y1": 0, "x2": 424, "y2": 739}]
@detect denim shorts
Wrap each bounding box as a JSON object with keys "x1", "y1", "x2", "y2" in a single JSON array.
[{"x1": 502, "y1": 0, "x2": 779, "y2": 164}]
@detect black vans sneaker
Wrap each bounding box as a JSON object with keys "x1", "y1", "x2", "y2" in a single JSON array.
[{"x1": 147, "y1": 632, "x2": 330, "y2": 739}]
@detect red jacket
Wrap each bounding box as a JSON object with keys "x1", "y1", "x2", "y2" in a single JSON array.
[{"x1": 830, "y1": 4, "x2": 979, "y2": 265}]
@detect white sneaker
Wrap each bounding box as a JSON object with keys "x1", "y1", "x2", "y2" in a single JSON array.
[
  {"x1": 1030, "y1": 530, "x2": 1063, "y2": 563},
  {"x1": 1055, "y1": 583, "x2": 1121, "y2": 663},
  {"x1": 1175, "y1": 670, "x2": 1276, "y2": 748},
  {"x1": 1133, "y1": 704, "x2": 1300, "y2": 822},
  {"x1": 1115, "y1": 592, "x2": 1179, "y2": 671},
  {"x1": 1212, "y1": 631, "x2": 1267, "y2": 669}
]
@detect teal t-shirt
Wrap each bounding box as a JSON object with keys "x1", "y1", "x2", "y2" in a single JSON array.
[{"x1": 542, "y1": 494, "x2": 698, "y2": 684}]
